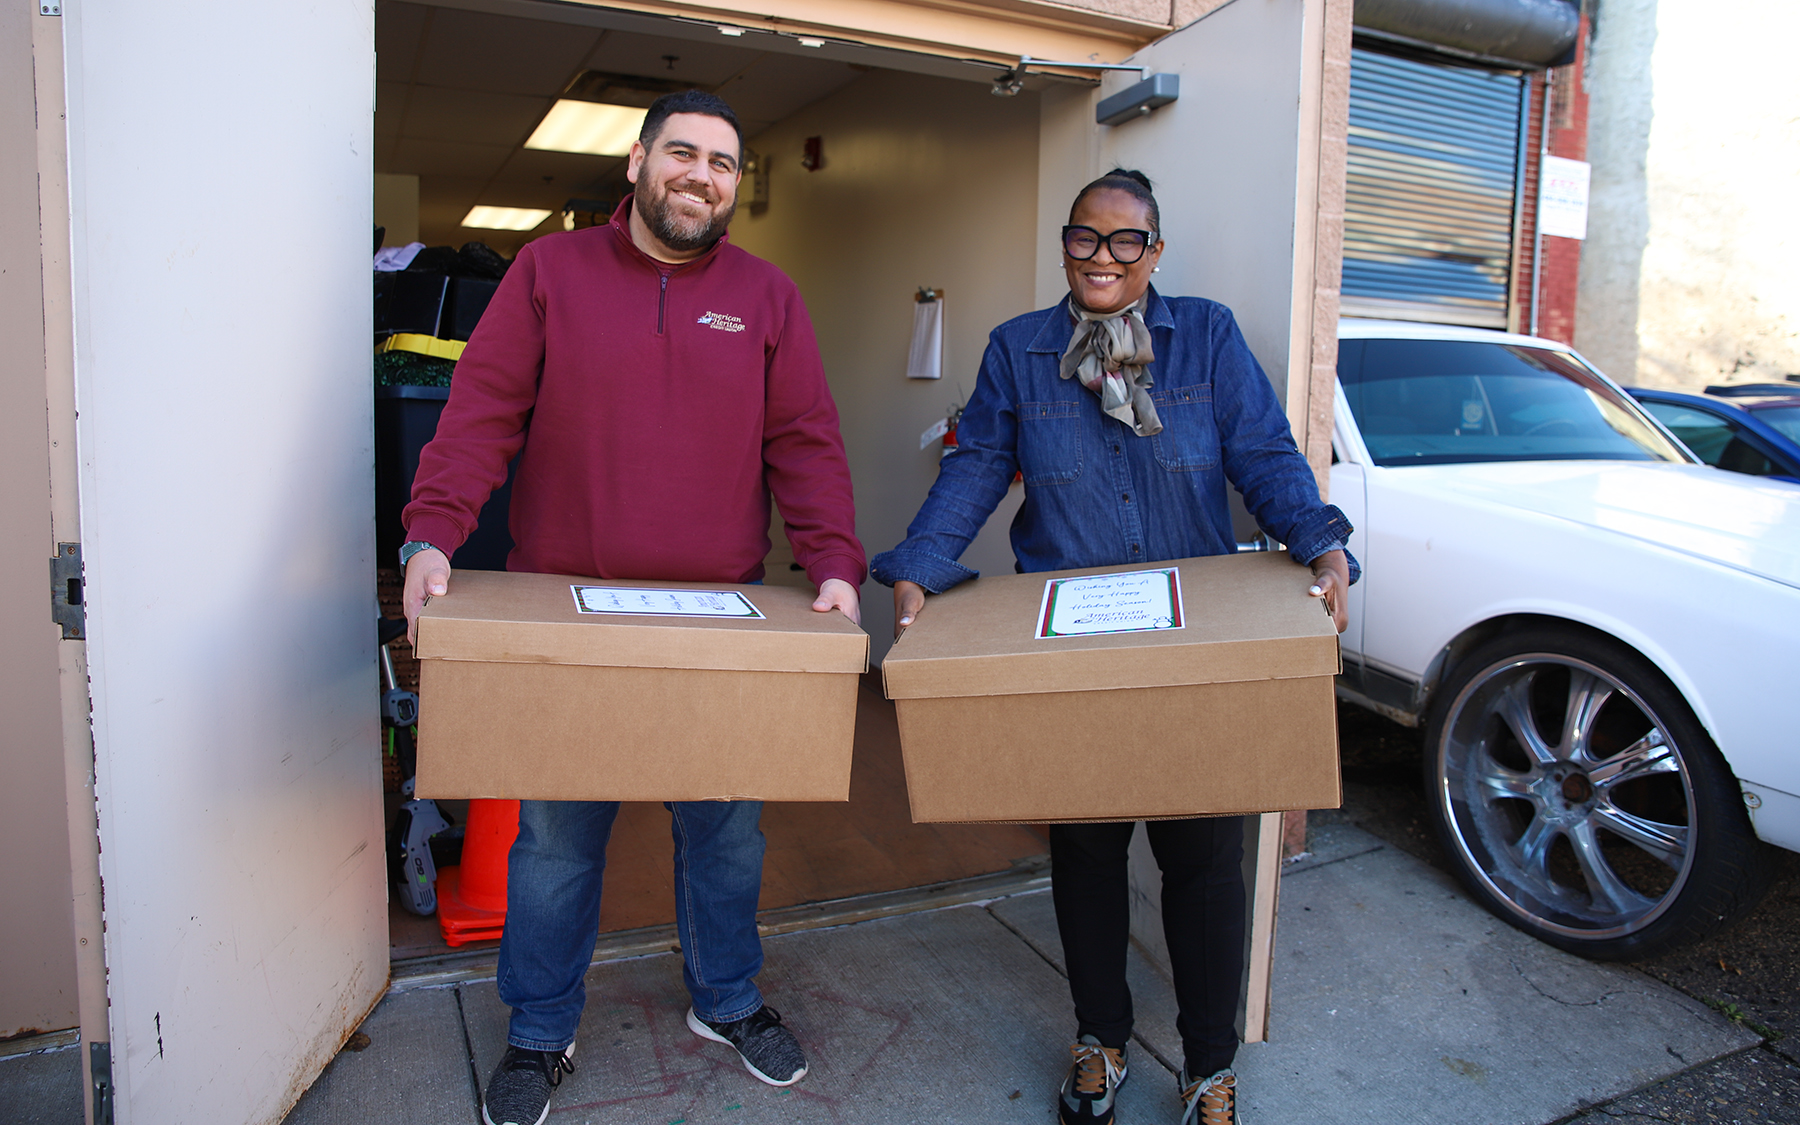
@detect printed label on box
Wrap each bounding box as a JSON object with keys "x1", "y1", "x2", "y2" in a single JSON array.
[
  {"x1": 571, "y1": 585, "x2": 765, "y2": 619},
  {"x1": 1035, "y1": 568, "x2": 1184, "y2": 639}
]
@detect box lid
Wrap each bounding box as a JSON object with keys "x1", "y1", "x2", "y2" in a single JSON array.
[
  {"x1": 416, "y1": 570, "x2": 869, "y2": 674},
  {"x1": 882, "y1": 552, "x2": 1338, "y2": 699}
]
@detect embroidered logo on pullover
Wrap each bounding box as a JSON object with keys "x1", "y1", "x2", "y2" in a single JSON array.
[{"x1": 697, "y1": 311, "x2": 746, "y2": 332}]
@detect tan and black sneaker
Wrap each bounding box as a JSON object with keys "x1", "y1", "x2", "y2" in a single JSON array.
[
  {"x1": 1179, "y1": 1066, "x2": 1237, "y2": 1125},
  {"x1": 1058, "y1": 1034, "x2": 1128, "y2": 1124}
]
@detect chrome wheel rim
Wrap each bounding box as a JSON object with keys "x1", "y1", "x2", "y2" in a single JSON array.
[{"x1": 1435, "y1": 653, "x2": 1696, "y2": 940}]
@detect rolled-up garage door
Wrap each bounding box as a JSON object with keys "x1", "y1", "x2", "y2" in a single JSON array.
[{"x1": 1341, "y1": 47, "x2": 1525, "y2": 328}]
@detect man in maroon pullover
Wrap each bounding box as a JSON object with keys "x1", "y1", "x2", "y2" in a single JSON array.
[{"x1": 399, "y1": 91, "x2": 864, "y2": 1125}]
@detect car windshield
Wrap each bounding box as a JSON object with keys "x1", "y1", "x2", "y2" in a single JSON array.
[
  {"x1": 1339, "y1": 338, "x2": 1687, "y2": 467},
  {"x1": 1752, "y1": 404, "x2": 1800, "y2": 444}
]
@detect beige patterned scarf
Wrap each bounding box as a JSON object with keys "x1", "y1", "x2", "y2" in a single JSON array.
[{"x1": 1060, "y1": 294, "x2": 1161, "y2": 436}]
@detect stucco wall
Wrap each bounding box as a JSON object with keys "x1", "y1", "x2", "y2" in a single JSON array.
[
  {"x1": 1049, "y1": 0, "x2": 1171, "y2": 21},
  {"x1": 1053, "y1": 0, "x2": 1235, "y2": 27},
  {"x1": 1576, "y1": 0, "x2": 1800, "y2": 388}
]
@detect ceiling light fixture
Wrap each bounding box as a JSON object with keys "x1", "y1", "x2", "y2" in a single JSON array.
[
  {"x1": 796, "y1": 37, "x2": 825, "y2": 48},
  {"x1": 524, "y1": 100, "x2": 648, "y2": 157},
  {"x1": 461, "y1": 206, "x2": 553, "y2": 231},
  {"x1": 718, "y1": 25, "x2": 746, "y2": 36}
]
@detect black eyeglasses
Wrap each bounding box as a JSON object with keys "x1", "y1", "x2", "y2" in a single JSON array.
[{"x1": 1062, "y1": 225, "x2": 1156, "y2": 264}]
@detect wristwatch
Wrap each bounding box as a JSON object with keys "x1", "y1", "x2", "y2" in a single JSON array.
[{"x1": 398, "y1": 540, "x2": 442, "y2": 571}]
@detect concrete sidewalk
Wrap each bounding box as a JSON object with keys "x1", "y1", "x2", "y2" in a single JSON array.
[
  {"x1": 277, "y1": 822, "x2": 1754, "y2": 1124},
  {"x1": 4, "y1": 822, "x2": 1759, "y2": 1124}
]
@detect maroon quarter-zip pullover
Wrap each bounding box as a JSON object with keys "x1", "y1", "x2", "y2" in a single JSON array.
[{"x1": 403, "y1": 198, "x2": 866, "y2": 589}]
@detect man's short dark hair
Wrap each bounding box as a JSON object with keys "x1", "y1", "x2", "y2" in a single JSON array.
[{"x1": 639, "y1": 90, "x2": 744, "y2": 161}]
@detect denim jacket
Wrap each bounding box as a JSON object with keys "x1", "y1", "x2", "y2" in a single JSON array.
[{"x1": 870, "y1": 288, "x2": 1358, "y2": 591}]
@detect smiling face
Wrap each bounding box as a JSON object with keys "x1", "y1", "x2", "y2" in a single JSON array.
[
  {"x1": 625, "y1": 112, "x2": 742, "y2": 261},
  {"x1": 1063, "y1": 187, "x2": 1163, "y2": 315}
]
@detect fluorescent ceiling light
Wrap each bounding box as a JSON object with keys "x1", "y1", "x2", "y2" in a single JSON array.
[
  {"x1": 524, "y1": 100, "x2": 647, "y2": 157},
  {"x1": 461, "y1": 206, "x2": 553, "y2": 231}
]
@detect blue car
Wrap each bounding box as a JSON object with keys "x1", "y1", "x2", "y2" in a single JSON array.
[{"x1": 1627, "y1": 383, "x2": 1800, "y2": 484}]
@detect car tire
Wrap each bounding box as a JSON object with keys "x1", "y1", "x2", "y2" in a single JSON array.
[{"x1": 1423, "y1": 626, "x2": 1772, "y2": 960}]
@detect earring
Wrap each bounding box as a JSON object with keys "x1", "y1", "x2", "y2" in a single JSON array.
[{"x1": 1152, "y1": 266, "x2": 1160, "y2": 273}]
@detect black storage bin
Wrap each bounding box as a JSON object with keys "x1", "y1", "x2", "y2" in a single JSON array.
[
  {"x1": 443, "y1": 277, "x2": 501, "y2": 341},
  {"x1": 374, "y1": 272, "x2": 449, "y2": 337},
  {"x1": 374, "y1": 385, "x2": 517, "y2": 572}
]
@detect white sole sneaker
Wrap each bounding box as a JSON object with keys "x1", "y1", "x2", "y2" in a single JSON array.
[
  {"x1": 480, "y1": 1043, "x2": 574, "y2": 1125},
  {"x1": 685, "y1": 1007, "x2": 808, "y2": 1087}
]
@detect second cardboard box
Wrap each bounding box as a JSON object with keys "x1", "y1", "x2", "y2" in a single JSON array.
[{"x1": 882, "y1": 552, "x2": 1341, "y2": 823}]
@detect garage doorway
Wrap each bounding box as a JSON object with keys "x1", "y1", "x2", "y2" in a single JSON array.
[{"x1": 372, "y1": 0, "x2": 1059, "y2": 966}]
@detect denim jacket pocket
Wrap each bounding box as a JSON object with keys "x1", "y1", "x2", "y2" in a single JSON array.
[
  {"x1": 1017, "y1": 400, "x2": 1085, "y2": 485},
  {"x1": 1150, "y1": 384, "x2": 1219, "y2": 472}
]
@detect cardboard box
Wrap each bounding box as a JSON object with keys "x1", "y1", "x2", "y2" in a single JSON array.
[
  {"x1": 882, "y1": 552, "x2": 1341, "y2": 823},
  {"x1": 414, "y1": 570, "x2": 868, "y2": 801}
]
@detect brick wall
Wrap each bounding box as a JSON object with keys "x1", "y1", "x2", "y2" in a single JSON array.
[{"x1": 1514, "y1": 11, "x2": 1591, "y2": 345}]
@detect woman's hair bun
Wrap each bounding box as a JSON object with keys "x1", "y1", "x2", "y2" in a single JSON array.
[
  {"x1": 1104, "y1": 168, "x2": 1154, "y2": 191},
  {"x1": 1069, "y1": 168, "x2": 1162, "y2": 235}
]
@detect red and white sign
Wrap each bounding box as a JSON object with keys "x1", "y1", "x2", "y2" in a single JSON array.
[{"x1": 1539, "y1": 156, "x2": 1592, "y2": 240}]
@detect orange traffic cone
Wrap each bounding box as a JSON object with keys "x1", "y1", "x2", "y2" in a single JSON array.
[{"x1": 436, "y1": 798, "x2": 520, "y2": 947}]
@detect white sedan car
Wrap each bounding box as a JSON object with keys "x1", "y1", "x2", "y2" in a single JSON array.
[{"x1": 1330, "y1": 319, "x2": 1800, "y2": 959}]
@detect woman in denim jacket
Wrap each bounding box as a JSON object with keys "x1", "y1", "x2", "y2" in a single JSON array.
[{"x1": 871, "y1": 170, "x2": 1356, "y2": 1125}]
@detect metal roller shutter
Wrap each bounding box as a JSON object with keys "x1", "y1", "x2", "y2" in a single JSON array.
[{"x1": 1341, "y1": 47, "x2": 1525, "y2": 328}]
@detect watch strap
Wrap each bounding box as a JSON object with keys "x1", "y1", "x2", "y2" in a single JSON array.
[{"x1": 398, "y1": 540, "x2": 442, "y2": 571}]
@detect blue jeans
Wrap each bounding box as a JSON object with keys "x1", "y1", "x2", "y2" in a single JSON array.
[{"x1": 496, "y1": 799, "x2": 768, "y2": 1052}]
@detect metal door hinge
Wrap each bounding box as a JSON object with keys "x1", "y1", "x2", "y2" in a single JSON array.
[
  {"x1": 90, "y1": 1041, "x2": 114, "y2": 1124},
  {"x1": 40, "y1": 1, "x2": 62, "y2": 16},
  {"x1": 52, "y1": 542, "x2": 84, "y2": 639}
]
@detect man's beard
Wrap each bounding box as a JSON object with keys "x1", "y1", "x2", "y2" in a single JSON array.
[{"x1": 636, "y1": 180, "x2": 735, "y2": 253}]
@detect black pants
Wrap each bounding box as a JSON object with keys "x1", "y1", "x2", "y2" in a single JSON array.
[{"x1": 1048, "y1": 816, "x2": 1246, "y2": 1078}]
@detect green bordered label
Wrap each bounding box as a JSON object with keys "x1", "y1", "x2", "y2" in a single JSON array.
[
  {"x1": 1036, "y1": 567, "x2": 1183, "y2": 639},
  {"x1": 571, "y1": 585, "x2": 764, "y2": 619}
]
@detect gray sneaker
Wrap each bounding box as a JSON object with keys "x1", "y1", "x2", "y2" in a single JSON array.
[
  {"x1": 481, "y1": 1045, "x2": 574, "y2": 1125},
  {"x1": 686, "y1": 1005, "x2": 808, "y2": 1086},
  {"x1": 1179, "y1": 1066, "x2": 1238, "y2": 1125},
  {"x1": 1058, "y1": 1035, "x2": 1128, "y2": 1124}
]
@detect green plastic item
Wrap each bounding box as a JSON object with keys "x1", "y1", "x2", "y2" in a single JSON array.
[{"x1": 375, "y1": 349, "x2": 455, "y2": 388}]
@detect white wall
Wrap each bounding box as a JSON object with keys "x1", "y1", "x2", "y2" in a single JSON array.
[
  {"x1": 63, "y1": 2, "x2": 387, "y2": 1121},
  {"x1": 1037, "y1": 0, "x2": 1311, "y2": 411},
  {"x1": 1577, "y1": 0, "x2": 1800, "y2": 388},
  {"x1": 731, "y1": 69, "x2": 1041, "y2": 661}
]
